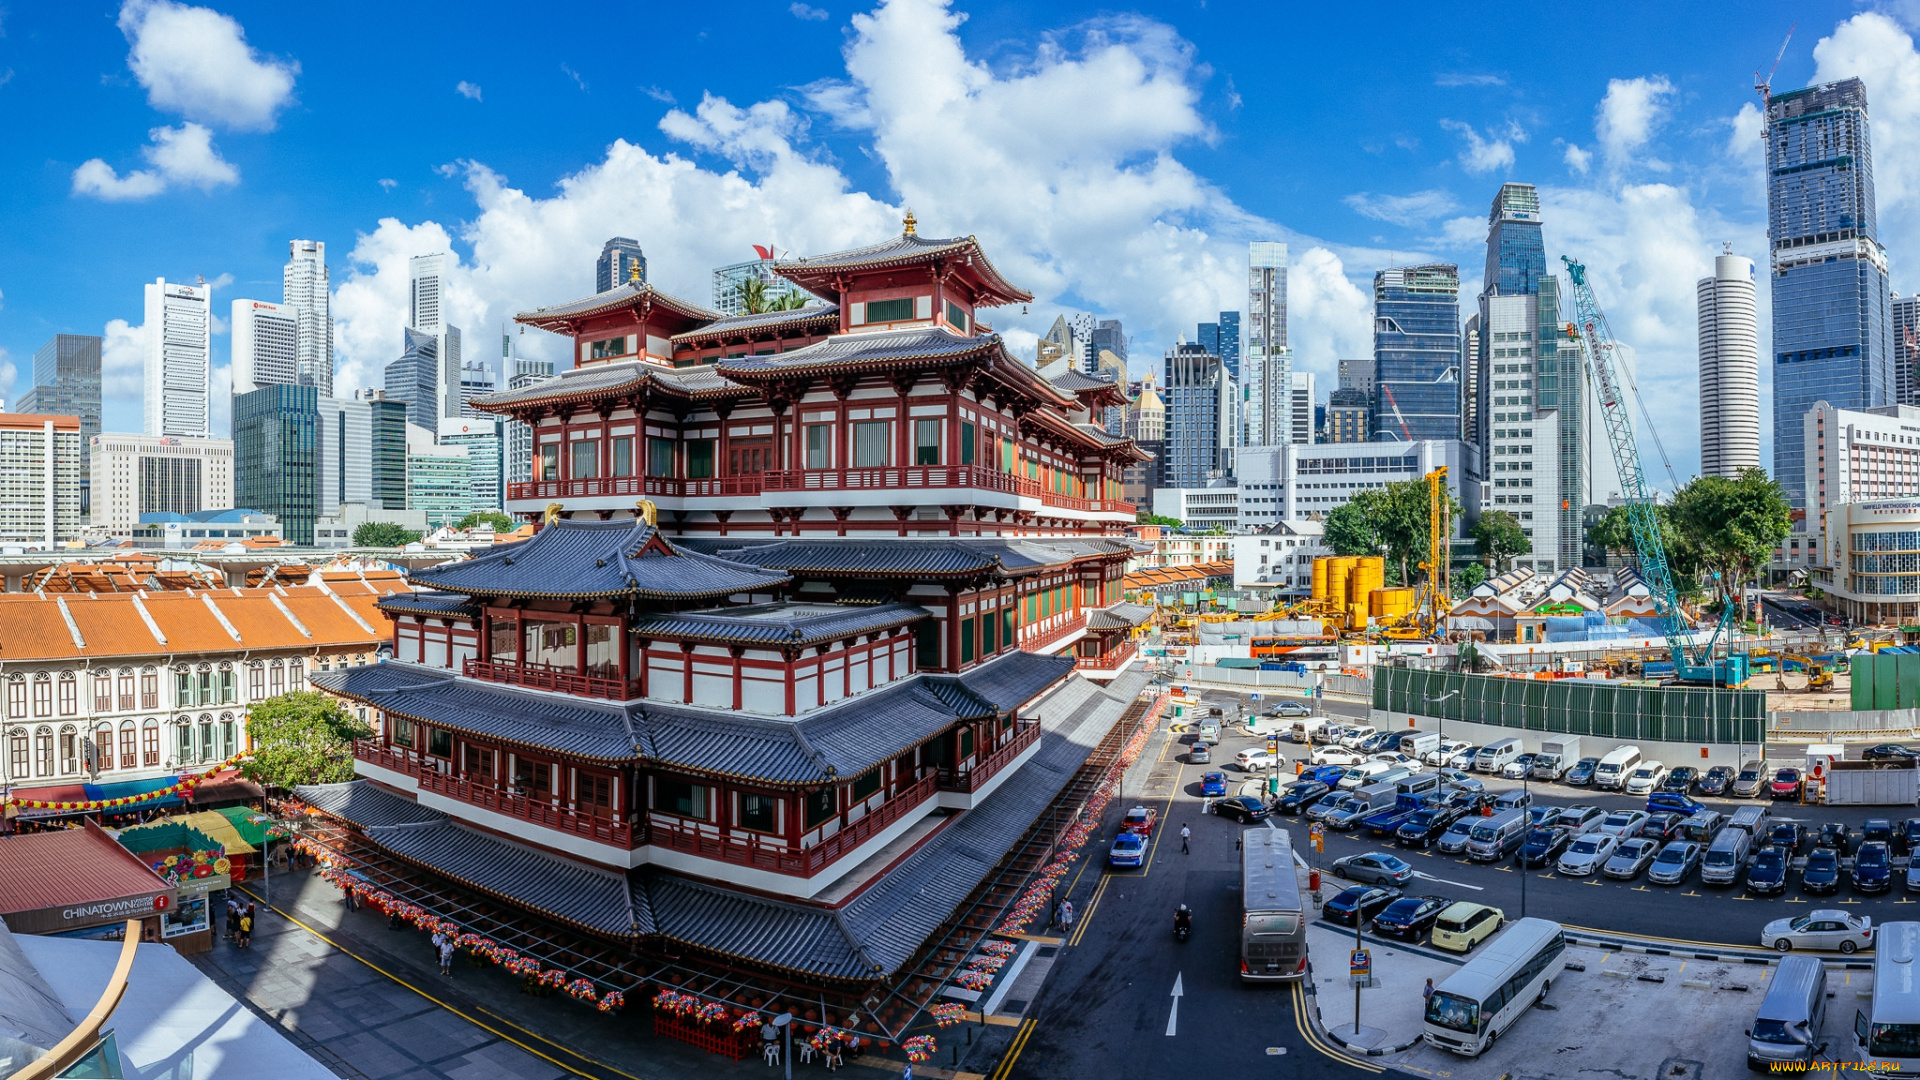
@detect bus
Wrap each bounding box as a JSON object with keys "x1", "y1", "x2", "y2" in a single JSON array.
[
  {"x1": 1240, "y1": 828, "x2": 1307, "y2": 982},
  {"x1": 1250, "y1": 636, "x2": 1339, "y2": 662},
  {"x1": 1422, "y1": 917, "x2": 1566, "y2": 1056},
  {"x1": 1858, "y1": 921, "x2": 1920, "y2": 1071}
]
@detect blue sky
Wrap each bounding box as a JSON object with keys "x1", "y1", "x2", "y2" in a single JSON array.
[{"x1": 1, "y1": 0, "x2": 1915, "y2": 487}]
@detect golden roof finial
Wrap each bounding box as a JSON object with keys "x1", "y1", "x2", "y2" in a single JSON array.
[
  {"x1": 635, "y1": 499, "x2": 658, "y2": 528},
  {"x1": 542, "y1": 502, "x2": 564, "y2": 525},
  {"x1": 903, "y1": 208, "x2": 917, "y2": 236},
  {"x1": 628, "y1": 261, "x2": 643, "y2": 284}
]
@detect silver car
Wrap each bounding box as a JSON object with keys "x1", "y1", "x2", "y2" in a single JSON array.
[
  {"x1": 1435, "y1": 819, "x2": 1475, "y2": 855},
  {"x1": 1602, "y1": 837, "x2": 1660, "y2": 880},
  {"x1": 1596, "y1": 810, "x2": 1649, "y2": 839},
  {"x1": 1760, "y1": 911, "x2": 1875, "y2": 954},
  {"x1": 1556, "y1": 833, "x2": 1621, "y2": 876},
  {"x1": 1647, "y1": 840, "x2": 1702, "y2": 885}
]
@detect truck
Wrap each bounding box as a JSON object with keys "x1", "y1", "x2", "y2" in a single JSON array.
[{"x1": 1532, "y1": 736, "x2": 1581, "y2": 781}]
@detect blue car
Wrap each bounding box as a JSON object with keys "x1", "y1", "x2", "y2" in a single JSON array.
[
  {"x1": 1108, "y1": 832, "x2": 1147, "y2": 868},
  {"x1": 1201, "y1": 772, "x2": 1227, "y2": 797},
  {"x1": 1301, "y1": 764, "x2": 1348, "y2": 786},
  {"x1": 1854, "y1": 841, "x2": 1894, "y2": 894}
]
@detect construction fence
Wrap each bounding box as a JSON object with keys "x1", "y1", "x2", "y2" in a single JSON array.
[{"x1": 1374, "y1": 667, "x2": 1766, "y2": 746}]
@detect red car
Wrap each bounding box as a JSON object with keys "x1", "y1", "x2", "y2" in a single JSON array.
[
  {"x1": 1770, "y1": 768, "x2": 1804, "y2": 800},
  {"x1": 1121, "y1": 806, "x2": 1158, "y2": 836}
]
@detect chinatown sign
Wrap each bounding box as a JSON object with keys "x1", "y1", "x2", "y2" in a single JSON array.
[{"x1": 6, "y1": 889, "x2": 174, "y2": 935}]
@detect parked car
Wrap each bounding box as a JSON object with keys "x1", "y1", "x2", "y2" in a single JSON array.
[
  {"x1": 1435, "y1": 770, "x2": 1483, "y2": 792},
  {"x1": 1324, "y1": 885, "x2": 1402, "y2": 927},
  {"x1": 1863, "y1": 743, "x2": 1920, "y2": 761},
  {"x1": 1362, "y1": 802, "x2": 1427, "y2": 839},
  {"x1": 1602, "y1": 837, "x2": 1660, "y2": 880},
  {"x1": 1429, "y1": 902, "x2": 1505, "y2": 953},
  {"x1": 1565, "y1": 757, "x2": 1600, "y2": 786},
  {"x1": 1235, "y1": 748, "x2": 1283, "y2": 772},
  {"x1": 1556, "y1": 833, "x2": 1621, "y2": 876},
  {"x1": 1445, "y1": 745, "x2": 1479, "y2": 770},
  {"x1": 1529, "y1": 806, "x2": 1562, "y2": 829},
  {"x1": 1200, "y1": 772, "x2": 1227, "y2": 797},
  {"x1": 1445, "y1": 789, "x2": 1494, "y2": 815},
  {"x1": 1731, "y1": 761, "x2": 1768, "y2": 798},
  {"x1": 1305, "y1": 793, "x2": 1356, "y2": 824},
  {"x1": 1747, "y1": 847, "x2": 1790, "y2": 895},
  {"x1": 1356, "y1": 732, "x2": 1394, "y2": 755},
  {"x1": 1501, "y1": 754, "x2": 1539, "y2": 780},
  {"x1": 1399, "y1": 802, "x2": 1467, "y2": 844},
  {"x1": 1212, "y1": 796, "x2": 1270, "y2": 823},
  {"x1": 1901, "y1": 818, "x2": 1920, "y2": 858},
  {"x1": 1768, "y1": 822, "x2": 1807, "y2": 857},
  {"x1": 1815, "y1": 822, "x2": 1855, "y2": 856},
  {"x1": 1271, "y1": 699, "x2": 1314, "y2": 717},
  {"x1": 1802, "y1": 848, "x2": 1843, "y2": 895},
  {"x1": 1312, "y1": 747, "x2": 1366, "y2": 767},
  {"x1": 1696, "y1": 765, "x2": 1735, "y2": 796},
  {"x1": 1661, "y1": 767, "x2": 1700, "y2": 794},
  {"x1": 1625, "y1": 761, "x2": 1669, "y2": 796},
  {"x1": 1552, "y1": 805, "x2": 1605, "y2": 835},
  {"x1": 1518, "y1": 827, "x2": 1572, "y2": 868},
  {"x1": 1907, "y1": 860, "x2": 1920, "y2": 894},
  {"x1": 1770, "y1": 768, "x2": 1804, "y2": 799},
  {"x1": 1760, "y1": 911, "x2": 1874, "y2": 954},
  {"x1": 1863, "y1": 819, "x2": 1895, "y2": 847},
  {"x1": 1333, "y1": 852, "x2": 1417, "y2": 887},
  {"x1": 1491, "y1": 789, "x2": 1533, "y2": 813},
  {"x1": 1108, "y1": 831, "x2": 1147, "y2": 868},
  {"x1": 1639, "y1": 812, "x2": 1684, "y2": 842},
  {"x1": 1371, "y1": 895, "x2": 1451, "y2": 940},
  {"x1": 1273, "y1": 780, "x2": 1332, "y2": 815},
  {"x1": 1854, "y1": 841, "x2": 1895, "y2": 894},
  {"x1": 1300, "y1": 764, "x2": 1348, "y2": 787},
  {"x1": 1647, "y1": 840, "x2": 1703, "y2": 885},
  {"x1": 1336, "y1": 725, "x2": 1379, "y2": 749},
  {"x1": 1597, "y1": 810, "x2": 1649, "y2": 838},
  {"x1": 1423, "y1": 739, "x2": 1472, "y2": 767},
  {"x1": 1435, "y1": 819, "x2": 1476, "y2": 856}
]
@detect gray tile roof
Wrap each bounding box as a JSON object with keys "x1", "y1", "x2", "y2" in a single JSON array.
[
  {"x1": 376, "y1": 591, "x2": 481, "y2": 620},
  {"x1": 668, "y1": 305, "x2": 839, "y2": 343},
  {"x1": 1086, "y1": 602, "x2": 1154, "y2": 631},
  {"x1": 514, "y1": 281, "x2": 719, "y2": 325},
  {"x1": 715, "y1": 326, "x2": 999, "y2": 379},
  {"x1": 950, "y1": 650, "x2": 1077, "y2": 714},
  {"x1": 673, "y1": 536, "x2": 1133, "y2": 579},
  {"x1": 630, "y1": 601, "x2": 928, "y2": 647},
  {"x1": 774, "y1": 233, "x2": 1032, "y2": 305},
  {"x1": 641, "y1": 873, "x2": 871, "y2": 979},
  {"x1": 473, "y1": 359, "x2": 751, "y2": 413},
  {"x1": 295, "y1": 780, "x2": 448, "y2": 829},
  {"x1": 405, "y1": 518, "x2": 791, "y2": 600},
  {"x1": 312, "y1": 663, "x2": 641, "y2": 762}
]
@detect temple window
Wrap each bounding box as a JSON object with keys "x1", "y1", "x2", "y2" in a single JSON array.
[
  {"x1": 580, "y1": 774, "x2": 615, "y2": 819},
  {"x1": 647, "y1": 437, "x2": 675, "y2": 477},
  {"x1": 852, "y1": 421, "x2": 890, "y2": 468},
  {"x1": 945, "y1": 299, "x2": 970, "y2": 332},
  {"x1": 523, "y1": 620, "x2": 578, "y2": 669},
  {"x1": 513, "y1": 757, "x2": 552, "y2": 800},
  {"x1": 391, "y1": 714, "x2": 415, "y2": 749},
  {"x1": 739, "y1": 792, "x2": 778, "y2": 833},
  {"x1": 864, "y1": 297, "x2": 914, "y2": 323},
  {"x1": 959, "y1": 617, "x2": 976, "y2": 664},
  {"x1": 463, "y1": 744, "x2": 494, "y2": 780},
  {"x1": 805, "y1": 424, "x2": 832, "y2": 469},
  {"x1": 804, "y1": 787, "x2": 837, "y2": 828},
  {"x1": 914, "y1": 419, "x2": 942, "y2": 466},
  {"x1": 611, "y1": 436, "x2": 633, "y2": 477},
  {"x1": 588, "y1": 335, "x2": 630, "y2": 361},
  {"x1": 915, "y1": 622, "x2": 940, "y2": 670},
  {"x1": 958, "y1": 727, "x2": 976, "y2": 760},
  {"x1": 426, "y1": 727, "x2": 453, "y2": 758},
  {"x1": 850, "y1": 769, "x2": 882, "y2": 802},
  {"x1": 489, "y1": 618, "x2": 518, "y2": 660},
  {"x1": 571, "y1": 439, "x2": 599, "y2": 479},
  {"x1": 982, "y1": 611, "x2": 997, "y2": 653},
  {"x1": 538, "y1": 444, "x2": 560, "y2": 480},
  {"x1": 960, "y1": 421, "x2": 976, "y2": 466},
  {"x1": 585, "y1": 624, "x2": 618, "y2": 678},
  {"x1": 686, "y1": 439, "x2": 716, "y2": 479},
  {"x1": 655, "y1": 776, "x2": 710, "y2": 820}
]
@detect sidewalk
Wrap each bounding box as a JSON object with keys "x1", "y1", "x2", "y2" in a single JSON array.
[{"x1": 1302, "y1": 920, "x2": 1462, "y2": 1054}]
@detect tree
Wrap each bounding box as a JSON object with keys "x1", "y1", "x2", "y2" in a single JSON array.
[
  {"x1": 1587, "y1": 502, "x2": 1706, "y2": 597},
  {"x1": 240, "y1": 691, "x2": 373, "y2": 790},
  {"x1": 1668, "y1": 468, "x2": 1792, "y2": 604},
  {"x1": 1455, "y1": 561, "x2": 1488, "y2": 597},
  {"x1": 733, "y1": 276, "x2": 812, "y2": 315},
  {"x1": 353, "y1": 521, "x2": 423, "y2": 548},
  {"x1": 1324, "y1": 479, "x2": 1459, "y2": 587},
  {"x1": 456, "y1": 510, "x2": 514, "y2": 533},
  {"x1": 1323, "y1": 495, "x2": 1384, "y2": 558},
  {"x1": 1472, "y1": 510, "x2": 1531, "y2": 572},
  {"x1": 1135, "y1": 511, "x2": 1183, "y2": 528}
]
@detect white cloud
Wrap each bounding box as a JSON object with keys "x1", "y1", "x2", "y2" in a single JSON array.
[
  {"x1": 118, "y1": 0, "x2": 296, "y2": 131},
  {"x1": 101, "y1": 318, "x2": 146, "y2": 399},
  {"x1": 325, "y1": 0, "x2": 1374, "y2": 400},
  {"x1": 1595, "y1": 75, "x2": 1673, "y2": 164},
  {"x1": 1813, "y1": 13, "x2": 1920, "y2": 291},
  {"x1": 791, "y1": 2, "x2": 829, "y2": 19},
  {"x1": 378, "y1": 178, "x2": 397, "y2": 191},
  {"x1": 72, "y1": 122, "x2": 238, "y2": 200},
  {"x1": 1435, "y1": 72, "x2": 1505, "y2": 88},
  {"x1": 1440, "y1": 119, "x2": 1516, "y2": 174},
  {"x1": 1562, "y1": 142, "x2": 1592, "y2": 174},
  {"x1": 1343, "y1": 189, "x2": 1460, "y2": 227},
  {"x1": 641, "y1": 85, "x2": 675, "y2": 104},
  {"x1": 561, "y1": 64, "x2": 587, "y2": 92},
  {"x1": 0, "y1": 349, "x2": 14, "y2": 409},
  {"x1": 456, "y1": 80, "x2": 482, "y2": 102}
]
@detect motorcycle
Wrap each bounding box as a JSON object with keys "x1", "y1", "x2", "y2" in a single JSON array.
[{"x1": 1174, "y1": 906, "x2": 1192, "y2": 942}]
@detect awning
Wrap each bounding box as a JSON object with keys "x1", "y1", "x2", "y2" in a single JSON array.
[
  {"x1": 188, "y1": 768, "x2": 265, "y2": 806},
  {"x1": 83, "y1": 776, "x2": 185, "y2": 810},
  {"x1": 213, "y1": 806, "x2": 280, "y2": 848},
  {"x1": 8, "y1": 783, "x2": 91, "y2": 818},
  {"x1": 175, "y1": 811, "x2": 257, "y2": 855}
]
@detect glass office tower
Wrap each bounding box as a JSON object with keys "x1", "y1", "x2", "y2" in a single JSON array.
[{"x1": 1372, "y1": 264, "x2": 1461, "y2": 442}]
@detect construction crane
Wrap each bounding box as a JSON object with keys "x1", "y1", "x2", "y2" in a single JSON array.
[
  {"x1": 1563, "y1": 255, "x2": 1746, "y2": 686},
  {"x1": 1380, "y1": 466, "x2": 1452, "y2": 641},
  {"x1": 1754, "y1": 23, "x2": 1797, "y2": 110},
  {"x1": 1380, "y1": 385, "x2": 1415, "y2": 442}
]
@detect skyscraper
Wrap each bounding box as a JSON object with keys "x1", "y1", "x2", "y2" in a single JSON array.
[
  {"x1": 1089, "y1": 319, "x2": 1128, "y2": 367},
  {"x1": 1161, "y1": 339, "x2": 1234, "y2": 487},
  {"x1": 1288, "y1": 371, "x2": 1317, "y2": 445},
  {"x1": 316, "y1": 395, "x2": 408, "y2": 518},
  {"x1": 230, "y1": 298, "x2": 300, "y2": 394},
  {"x1": 408, "y1": 253, "x2": 463, "y2": 421},
  {"x1": 283, "y1": 240, "x2": 333, "y2": 396},
  {"x1": 17, "y1": 334, "x2": 102, "y2": 509},
  {"x1": 1196, "y1": 313, "x2": 1239, "y2": 381},
  {"x1": 1372, "y1": 264, "x2": 1460, "y2": 442},
  {"x1": 384, "y1": 328, "x2": 443, "y2": 432},
  {"x1": 596, "y1": 237, "x2": 647, "y2": 293},
  {"x1": 440, "y1": 416, "x2": 504, "y2": 513},
  {"x1": 504, "y1": 334, "x2": 555, "y2": 485},
  {"x1": 1698, "y1": 252, "x2": 1762, "y2": 478},
  {"x1": 1325, "y1": 389, "x2": 1370, "y2": 442},
  {"x1": 1767, "y1": 78, "x2": 1894, "y2": 509},
  {"x1": 712, "y1": 254, "x2": 806, "y2": 316},
  {"x1": 1245, "y1": 243, "x2": 1289, "y2": 447},
  {"x1": 143, "y1": 278, "x2": 212, "y2": 439},
  {"x1": 457, "y1": 359, "x2": 497, "y2": 419},
  {"x1": 1892, "y1": 294, "x2": 1920, "y2": 407},
  {"x1": 232, "y1": 383, "x2": 318, "y2": 545},
  {"x1": 1468, "y1": 182, "x2": 1584, "y2": 571}
]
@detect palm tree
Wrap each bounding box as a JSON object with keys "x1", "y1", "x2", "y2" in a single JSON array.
[{"x1": 733, "y1": 276, "x2": 812, "y2": 315}]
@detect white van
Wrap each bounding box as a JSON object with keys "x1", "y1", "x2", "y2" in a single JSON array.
[
  {"x1": 1467, "y1": 808, "x2": 1531, "y2": 862},
  {"x1": 1400, "y1": 731, "x2": 1442, "y2": 761},
  {"x1": 1592, "y1": 746, "x2": 1643, "y2": 792},
  {"x1": 1700, "y1": 826, "x2": 1752, "y2": 886},
  {"x1": 1474, "y1": 738, "x2": 1523, "y2": 774}
]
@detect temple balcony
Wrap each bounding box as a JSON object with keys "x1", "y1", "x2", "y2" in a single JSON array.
[
  {"x1": 504, "y1": 466, "x2": 1131, "y2": 519},
  {"x1": 933, "y1": 719, "x2": 1039, "y2": 794},
  {"x1": 646, "y1": 771, "x2": 938, "y2": 879},
  {"x1": 356, "y1": 741, "x2": 637, "y2": 849},
  {"x1": 463, "y1": 658, "x2": 640, "y2": 702},
  {"x1": 506, "y1": 475, "x2": 762, "y2": 502},
  {"x1": 1020, "y1": 611, "x2": 1087, "y2": 654},
  {"x1": 1075, "y1": 639, "x2": 1140, "y2": 681}
]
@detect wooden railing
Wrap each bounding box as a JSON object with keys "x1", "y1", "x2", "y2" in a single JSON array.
[
  {"x1": 357, "y1": 741, "x2": 635, "y2": 847},
  {"x1": 1020, "y1": 613, "x2": 1087, "y2": 653},
  {"x1": 507, "y1": 475, "x2": 762, "y2": 501},
  {"x1": 505, "y1": 468, "x2": 1131, "y2": 516},
  {"x1": 1076, "y1": 639, "x2": 1139, "y2": 673},
  {"x1": 760, "y1": 464, "x2": 1043, "y2": 497},
  {"x1": 463, "y1": 658, "x2": 639, "y2": 702},
  {"x1": 647, "y1": 772, "x2": 939, "y2": 877},
  {"x1": 937, "y1": 722, "x2": 1040, "y2": 794}
]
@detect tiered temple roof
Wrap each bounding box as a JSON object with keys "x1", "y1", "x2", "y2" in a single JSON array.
[{"x1": 403, "y1": 519, "x2": 790, "y2": 601}]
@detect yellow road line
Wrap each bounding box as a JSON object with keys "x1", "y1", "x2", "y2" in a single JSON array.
[
  {"x1": 1068, "y1": 874, "x2": 1111, "y2": 948},
  {"x1": 1290, "y1": 982, "x2": 1383, "y2": 1073},
  {"x1": 237, "y1": 886, "x2": 623, "y2": 1080},
  {"x1": 986, "y1": 1017, "x2": 1038, "y2": 1080}
]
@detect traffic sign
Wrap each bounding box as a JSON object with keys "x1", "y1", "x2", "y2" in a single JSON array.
[{"x1": 1350, "y1": 949, "x2": 1371, "y2": 977}]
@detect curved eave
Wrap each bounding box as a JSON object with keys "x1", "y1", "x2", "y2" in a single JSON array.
[
  {"x1": 324, "y1": 683, "x2": 639, "y2": 768},
  {"x1": 471, "y1": 373, "x2": 756, "y2": 418},
  {"x1": 669, "y1": 309, "x2": 842, "y2": 345},
  {"x1": 372, "y1": 838, "x2": 643, "y2": 941},
  {"x1": 714, "y1": 337, "x2": 1000, "y2": 385},
  {"x1": 630, "y1": 619, "x2": 924, "y2": 650},
  {"x1": 774, "y1": 237, "x2": 1033, "y2": 308},
  {"x1": 377, "y1": 603, "x2": 480, "y2": 622},
  {"x1": 393, "y1": 582, "x2": 790, "y2": 602},
  {"x1": 513, "y1": 288, "x2": 721, "y2": 332},
  {"x1": 647, "y1": 928, "x2": 873, "y2": 983}
]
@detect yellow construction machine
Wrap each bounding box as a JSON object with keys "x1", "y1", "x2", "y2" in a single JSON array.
[
  {"x1": 1782, "y1": 653, "x2": 1836, "y2": 693},
  {"x1": 1379, "y1": 467, "x2": 1453, "y2": 642}
]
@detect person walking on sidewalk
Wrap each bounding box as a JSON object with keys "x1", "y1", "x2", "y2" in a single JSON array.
[
  {"x1": 438, "y1": 935, "x2": 456, "y2": 976},
  {"x1": 1423, "y1": 978, "x2": 1435, "y2": 1005},
  {"x1": 1181, "y1": 824, "x2": 1191, "y2": 853},
  {"x1": 1058, "y1": 899, "x2": 1075, "y2": 934},
  {"x1": 236, "y1": 905, "x2": 254, "y2": 949}
]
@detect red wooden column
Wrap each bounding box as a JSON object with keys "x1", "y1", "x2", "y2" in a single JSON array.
[
  {"x1": 618, "y1": 624, "x2": 632, "y2": 692},
  {"x1": 577, "y1": 615, "x2": 588, "y2": 677},
  {"x1": 681, "y1": 644, "x2": 695, "y2": 702},
  {"x1": 731, "y1": 647, "x2": 744, "y2": 711},
  {"x1": 479, "y1": 608, "x2": 492, "y2": 663},
  {"x1": 945, "y1": 590, "x2": 961, "y2": 672}
]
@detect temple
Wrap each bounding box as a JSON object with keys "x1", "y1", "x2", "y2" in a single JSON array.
[{"x1": 300, "y1": 221, "x2": 1158, "y2": 1035}]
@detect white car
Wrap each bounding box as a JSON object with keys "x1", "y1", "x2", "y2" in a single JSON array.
[
  {"x1": 1337, "y1": 725, "x2": 1379, "y2": 749},
  {"x1": 1556, "y1": 833, "x2": 1621, "y2": 876},
  {"x1": 1760, "y1": 911, "x2": 1875, "y2": 954},
  {"x1": 1500, "y1": 754, "x2": 1537, "y2": 780},
  {"x1": 1445, "y1": 746, "x2": 1479, "y2": 770},
  {"x1": 1595, "y1": 810, "x2": 1649, "y2": 839},
  {"x1": 1236, "y1": 748, "x2": 1284, "y2": 772},
  {"x1": 1624, "y1": 761, "x2": 1668, "y2": 796},
  {"x1": 1423, "y1": 739, "x2": 1472, "y2": 767},
  {"x1": 1368, "y1": 752, "x2": 1420, "y2": 770},
  {"x1": 1312, "y1": 746, "x2": 1366, "y2": 767}
]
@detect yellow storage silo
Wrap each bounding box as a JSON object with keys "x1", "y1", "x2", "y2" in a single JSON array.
[
  {"x1": 1348, "y1": 557, "x2": 1385, "y2": 606},
  {"x1": 1326, "y1": 557, "x2": 1354, "y2": 617},
  {"x1": 1311, "y1": 557, "x2": 1329, "y2": 604},
  {"x1": 1370, "y1": 587, "x2": 1417, "y2": 619}
]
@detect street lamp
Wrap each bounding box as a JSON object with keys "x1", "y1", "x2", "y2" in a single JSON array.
[
  {"x1": 1424, "y1": 691, "x2": 1458, "y2": 796},
  {"x1": 773, "y1": 1012, "x2": 793, "y2": 1080}
]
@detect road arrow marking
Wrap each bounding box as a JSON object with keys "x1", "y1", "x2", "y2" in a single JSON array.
[{"x1": 1167, "y1": 972, "x2": 1183, "y2": 1036}]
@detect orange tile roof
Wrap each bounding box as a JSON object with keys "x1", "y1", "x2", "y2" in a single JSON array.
[{"x1": 0, "y1": 582, "x2": 391, "y2": 662}]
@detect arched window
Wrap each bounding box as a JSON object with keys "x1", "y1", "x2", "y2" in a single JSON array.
[
  {"x1": 219, "y1": 713, "x2": 236, "y2": 759},
  {"x1": 57, "y1": 673, "x2": 77, "y2": 716},
  {"x1": 289, "y1": 658, "x2": 305, "y2": 688},
  {"x1": 141, "y1": 718, "x2": 160, "y2": 767},
  {"x1": 247, "y1": 661, "x2": 265, "y2": 701},
  {"x1": 118, "y1": 667, "x2": 136, "y2": 711},
  {"x1": 140, "y1": 667, "x2": 158, "y2": 710},
  {"x1": 217, "y1": 662, "x2": 236, "y2": 704},
  {"x1": 31, "y1": 674, "x2": 51, "y2": 718},
  {"x1": 91, "y1": 723, "x2": 114, "y2": 771},
  {"x1": 58, "y1": 725, "x2": 77, "y2": 774},
  {"x1": 171, "y1": 718, "x2": 192, "y2": 765},
  {"x1": 174, "y1": 666, "x2": 193, "y2": 709},
  {"x1": 93, "y1": 670, "x2": 113, "y2": 713},
  {"x1": 4, "y1": 675, "x2": 23, "y2": 720},
  {"x1": 117, "y1": 719, "x2": 137, "y2": 770},
  {"x1": 268, "y1": 660, "x2": 285, "y2": 697},
  {"x1": 198, "y1": 715, "x2": 214, "y2": 762},
  {"x1": 33, "y1": 726, "x2": 52, "y2": 776}
]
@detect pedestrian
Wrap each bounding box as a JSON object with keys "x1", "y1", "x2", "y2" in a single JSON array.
[
  {"x1": 225, "y1": 898, "x2": 239, "y2": 945},
  {"x1": 1423, "y1": 978, "x2": 1435, "y2": 1005},
  {"x1": 438, "y1": 935, "x2": 455, "y2": 976},
  {"x1": 343, "y1": 884, "x2": 358, "y2": 912},
  {"x1": 237, "y1": 905, "x2": 253, "y2": 949},
  {"x1": 431, "y1": 929, "x2": 445, "y2": 964},
  {"x1": 1181, "y1": 824, "x2": 1191, "y2": 854},
  {"x1": 1059, "y1": 899, "x2": 1075, "y2": 933}
]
